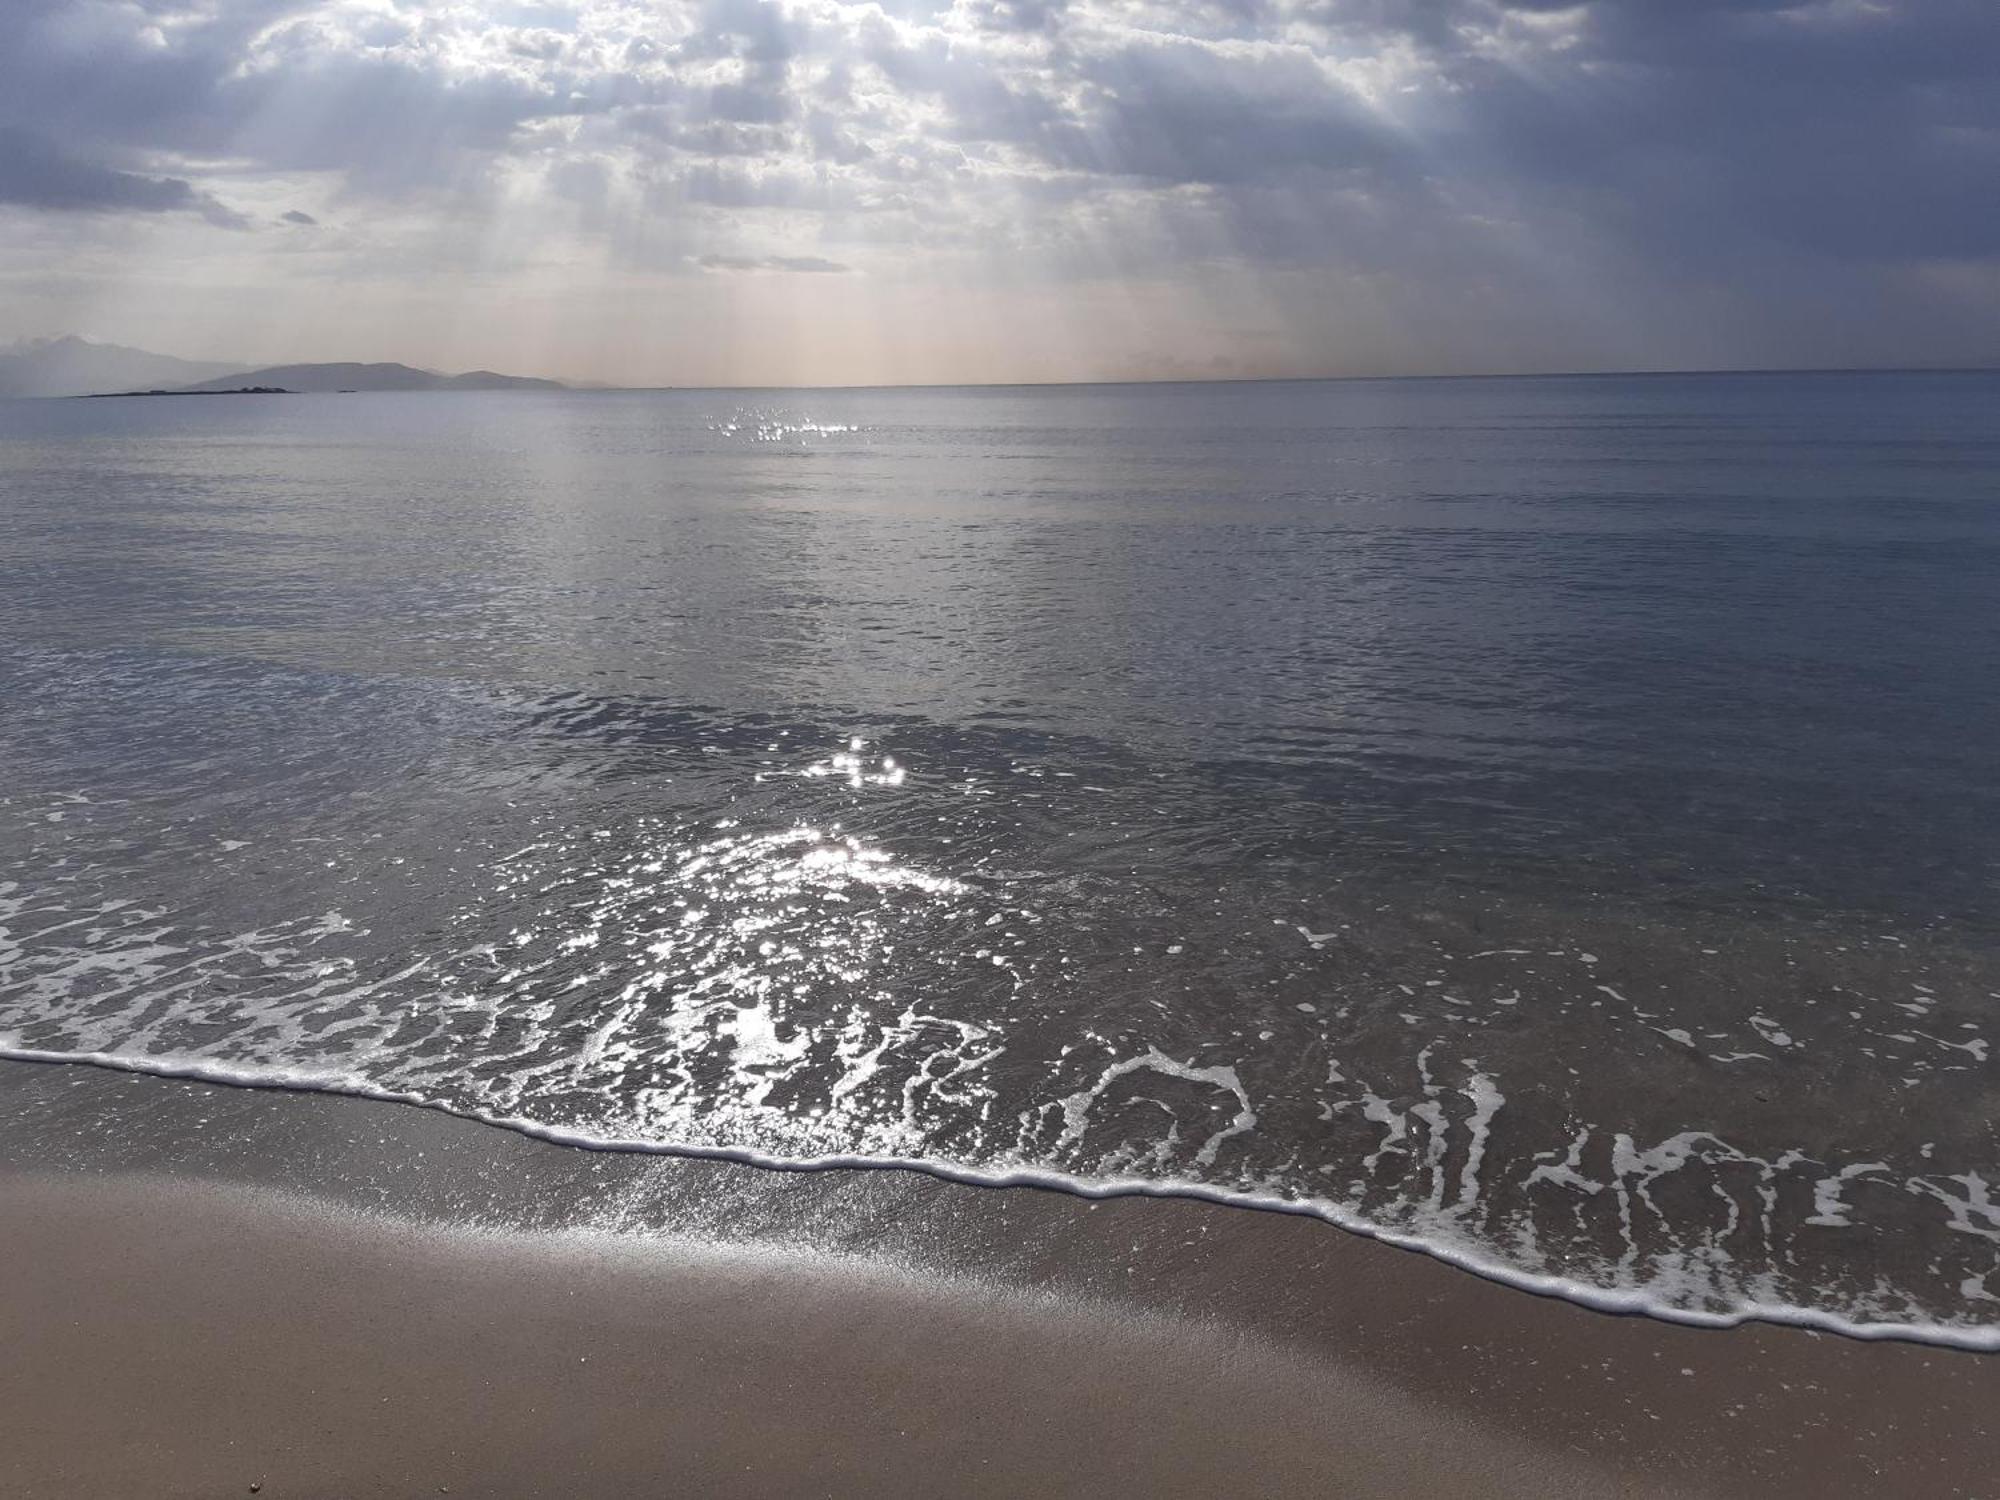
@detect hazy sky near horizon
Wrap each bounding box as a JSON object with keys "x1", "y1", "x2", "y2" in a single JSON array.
[{"x1": 1, "y1": 0, "x2": 1996, "y2": 385}]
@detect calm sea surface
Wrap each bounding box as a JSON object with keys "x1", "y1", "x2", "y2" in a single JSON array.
[{"x1": 1, "y1": 374, "x2": 1996, "y2": 1335}]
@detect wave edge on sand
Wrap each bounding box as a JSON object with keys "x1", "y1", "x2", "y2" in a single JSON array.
[{"x1": 6, "y1": 1040, "x2": 1995, "y2": 1353}]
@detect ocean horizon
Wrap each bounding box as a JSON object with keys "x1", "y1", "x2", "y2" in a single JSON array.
[{"x1": 3, "y1": 369, "x2": 1997, "y2": 1349}]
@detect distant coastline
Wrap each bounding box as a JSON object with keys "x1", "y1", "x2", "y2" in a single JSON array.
[
  {"x1": 9, "y1": 330, "x2": 1994, "y2": 402},
  {"x1": 84, "y1": 386, "x2": 292, "y2": 398},
  {"x1": 165, "y1": 361, "x2": 565, "y2": 395},
  {"x1": 0, "y1": 338, "x2": 572, "y2": 398}
]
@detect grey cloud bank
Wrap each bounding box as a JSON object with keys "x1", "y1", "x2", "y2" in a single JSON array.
[
  {"x1": 0, "y1": 0, "x2": 1994, "y2": 384},
  {"x1": 0, "y1": 127, "x2": 248, "y2": 229}
]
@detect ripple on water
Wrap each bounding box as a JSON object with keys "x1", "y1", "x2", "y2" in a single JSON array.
[{"x1": 0, "y1": 652, "x2": 1995, "y2": 1343}]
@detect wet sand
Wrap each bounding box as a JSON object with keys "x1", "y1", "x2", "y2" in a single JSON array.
[{"x1": 1, "y1": 1060, "x2": 1995, "y2": 1498}]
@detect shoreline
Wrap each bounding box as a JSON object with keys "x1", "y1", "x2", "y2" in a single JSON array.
[
  {"x1": 5, "y1": 1043, "x2": 1992, "y2": 1351},
  {"x1": 3, "y1": 1058, "x2": 1997, "y2": 1496},
  {"x1": 3, "y1": 1170, "x2": 1656, "y2": 1500}
]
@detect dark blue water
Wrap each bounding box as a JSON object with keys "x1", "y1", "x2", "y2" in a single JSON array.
[{"x1": 1, "y1": 372, "x2": 1996, "y2": 1336}]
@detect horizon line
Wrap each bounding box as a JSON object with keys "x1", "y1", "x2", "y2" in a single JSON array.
[
  {"x1": 592, "y1": 362, "x2": 2000, "y2": 394},
  {"x1": 9, "y1": 357, "x2": 1999, "y2": 401}
]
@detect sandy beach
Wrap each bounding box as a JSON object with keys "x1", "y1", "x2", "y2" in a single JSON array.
[
  {"x1": 9, "y1": 372, "x2": 2000, "y2": 1498},
  {"x1": 2, "y1": 1059, "x2": 1994, "y2": 1499},
  {"x1": 5, "y1": 0, "x2": 1998, "y2": 1474}
]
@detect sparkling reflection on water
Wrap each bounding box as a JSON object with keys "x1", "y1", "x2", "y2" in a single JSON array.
[{"x1": 0, "y1": 376, "x2": 1997, "y2": 1335}]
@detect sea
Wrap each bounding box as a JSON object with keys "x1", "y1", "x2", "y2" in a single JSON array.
[{"x1": 1, "y1": 372, "x2": 1995, "y2": 1342}]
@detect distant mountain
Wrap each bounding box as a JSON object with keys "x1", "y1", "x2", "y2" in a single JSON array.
[
  {"x1": 0, "y1": 339, "x2": 575, "y2": 396},
  {"x1": 438, "y1": 369, "x2": 568, "y2": 391},
  {"x1": 0, "y1": 336, "x2": 245, "y2": 398},
  {"x1": 175, "y1": 362, "x2": 566, "y2": 394}
]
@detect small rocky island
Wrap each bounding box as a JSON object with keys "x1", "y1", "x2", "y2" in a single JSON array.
[{"x1": 86, "y1": 386, "x2": 292, "y2": 397}]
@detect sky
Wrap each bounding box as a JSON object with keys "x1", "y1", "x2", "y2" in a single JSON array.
[{"x1": 0, "y1": 0, "x2": 1996, "y2": 386}]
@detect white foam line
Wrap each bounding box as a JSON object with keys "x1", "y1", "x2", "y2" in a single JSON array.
[{"x1": 3, "y1": 1042, "x2": 1996, "y2": 1353}]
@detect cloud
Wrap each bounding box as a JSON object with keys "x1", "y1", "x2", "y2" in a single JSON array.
[
  {"x1": 0, "y1": 0, "x2": 1994, "y2": 374},
  {"x1": 0, "y1": 127, "x2": 249, "y2": 228},
  {"x1": 698, "y1": 252, "x2": 850, "y2": 272},
  {"x1": 280, "y1": 209, "x2": 319, "y2": 226}
]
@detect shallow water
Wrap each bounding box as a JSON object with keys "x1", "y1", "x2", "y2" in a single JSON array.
[{"x1": 1, "y1": 374, "x2": 1996, "y2": 1336}]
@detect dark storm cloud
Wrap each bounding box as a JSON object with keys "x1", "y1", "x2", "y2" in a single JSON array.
[
  {"x1": 0, "y1": 0, "x2": 305, "y2": 160},
  {"x1": 1047, "y1": 39, "x2": 1397, "y2": 185},
  {"x1": 1428, "y1": 0, "x2": 2000, "y2": 266},
  {"x1": 0, "y1": 126, "x2": 249, "y2": 228}
]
